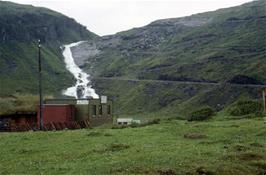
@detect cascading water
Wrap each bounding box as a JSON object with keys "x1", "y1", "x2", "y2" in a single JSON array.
[{"x1": 62, "y1": 41, "x2": 99, "y2": 99}]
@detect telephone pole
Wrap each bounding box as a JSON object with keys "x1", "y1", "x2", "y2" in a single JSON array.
[
  {"x1": 263, "y1": 89, "x2": 266, "y2": 112},
  {"x1": 38, "y1": 39, "x2": 43, "y2": 130}
]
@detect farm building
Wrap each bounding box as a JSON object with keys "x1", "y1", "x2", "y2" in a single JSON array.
[
  {"x1": 0, "y1": 96, "x2": 113, "y2": 131},
  {"x1": 42, "y1": 97, "x2": 113, "y2": 127}
]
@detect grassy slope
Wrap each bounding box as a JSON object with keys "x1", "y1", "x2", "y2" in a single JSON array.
[
  {"x1": 0, "y1": 117, "x2": 265, "y2": 175},
  {"x1": 0, "y1": 42, "x2": 73, "y2": 96},
  {"x1": 152, "y1": 2, "x2": 266, "y2": 83},
  {"x1": 93, "y1": 78, "x2": 264, "y2": 118},
  {"x1": 87, "y1": 0, "x2": 266, "y2": 117}
]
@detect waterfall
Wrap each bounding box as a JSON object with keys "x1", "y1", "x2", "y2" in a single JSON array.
[{"x1": 62, "y1": 41, "x2": 99, "y2": 99}]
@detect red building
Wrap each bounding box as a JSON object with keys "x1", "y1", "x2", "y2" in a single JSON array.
[
  {"x1": 37, "y1": 104, "x2": 81, "y2": 130},
  {"x1": 37, "y1": 104, "x2": 75, "y2": 124}
]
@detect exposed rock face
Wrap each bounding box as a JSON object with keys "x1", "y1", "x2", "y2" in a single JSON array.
[
  {"x1": 71, "y1": 42, "x2": 100, "y2": 66},
  {"x1": 150, "y1": 16, "x2": 211, "y2": 27},
  {"x1": 71, "y1": 16, "x2": 211, "y2": 67}
]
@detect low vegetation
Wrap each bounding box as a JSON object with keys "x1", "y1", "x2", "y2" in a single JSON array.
[
  {"x1": 187, "y1": 107, "x2": 215, "y2": 121},
  {"x1": 227, "y1": 100, "x2": 263, "y2": 117},
  {"x1": 0, "y1": 94, "x2": 52, "y2": 115},
  {"x1": 0, "y1": 117, "x2": 265, "y2": 175}
]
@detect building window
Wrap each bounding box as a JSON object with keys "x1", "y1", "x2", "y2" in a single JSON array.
[
  {"x1": 108, "y1": 105, "x2": 111, "y2": 115},
  {"x1": 92, "y1": 105, "x2": 96, "y2": 116},
  {"x1": 99, "y1": 105, "x2": 103, "y2": 115}
]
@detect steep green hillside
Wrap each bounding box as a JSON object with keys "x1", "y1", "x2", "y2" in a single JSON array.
[
  {"x1": 73, "y1": 0, "x2": 266, "y2": 116},
  {"x1": 83, "y1": 0, "x2": 265, "y2": 83},
  {"x1": 0, "y1": 1, "x2": 97, "y2": 96},
  {"x1": 93, "y1": 78, "x2": 263, "y2": 118}
]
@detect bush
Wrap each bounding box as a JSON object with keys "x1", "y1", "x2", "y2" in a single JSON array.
[
  {"x1": 228, "y1": 100, "x2": 263, "y2": 116},
  {"x1": 188, "y1": 107, "x2": 215, "y2": 121}
]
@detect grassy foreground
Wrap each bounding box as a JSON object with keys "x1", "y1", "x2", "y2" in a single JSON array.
[{"x1": 0, "y1": 118, "x2": 265, "y2": 175}]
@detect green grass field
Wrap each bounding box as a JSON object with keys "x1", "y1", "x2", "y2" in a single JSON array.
[{"x1": 0, "y1": 117, "x2": 265, "y2": 175}]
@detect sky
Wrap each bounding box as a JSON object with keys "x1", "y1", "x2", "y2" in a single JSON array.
[{"x1": 8, "y1": 0, "x2": 253, "y2": 36}]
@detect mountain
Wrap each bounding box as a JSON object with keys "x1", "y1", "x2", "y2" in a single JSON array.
[
  {"x1": 77, "y1": 0, "x2": 266, "y2": 83},
  {"x1": 0, "y1": 1, "x2": 97, "y2": 96},
  {"x1": 72, "y1": 0, "x2": 266, "y2": 117}
]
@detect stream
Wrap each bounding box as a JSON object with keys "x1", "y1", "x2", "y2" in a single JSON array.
[{"x1": 62, "y1": 41, "x2": 99, "y2": 99}]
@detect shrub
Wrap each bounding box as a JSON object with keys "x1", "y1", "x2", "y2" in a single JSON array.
[
  {"x1": 188, "y1": 107, "x2": 215, "y2": 121},
  {"x1": 228, "y1": 100, "x2": 263, "y2": 116}
]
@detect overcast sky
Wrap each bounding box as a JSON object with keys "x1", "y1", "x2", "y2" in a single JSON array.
[{"x1": 8, "y1": 0, "x2": 253, "y2": 36}]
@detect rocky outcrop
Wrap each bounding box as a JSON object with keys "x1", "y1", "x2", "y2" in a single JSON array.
[
  {"x1": 71, "y1": 16, "x2": 210, "y2": 67},
  {"x1": 71, "y1": 41, "x2": 100, "y2": 66}
]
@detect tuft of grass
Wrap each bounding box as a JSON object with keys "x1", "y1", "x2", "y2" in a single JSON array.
[
  {"x1": 87, "y1": 131, "x2": 102, "y2": 137},
  {"x1": 108, "y1": 143, "x2": 130, "y2": 152},
  {"x1": 184, "y1": 133, "x2": 207, "y2": 139}
]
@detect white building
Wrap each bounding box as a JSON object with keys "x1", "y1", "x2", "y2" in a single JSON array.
[{"x1": 117, "y1": 118, "x2": 141, "y2": 125}]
